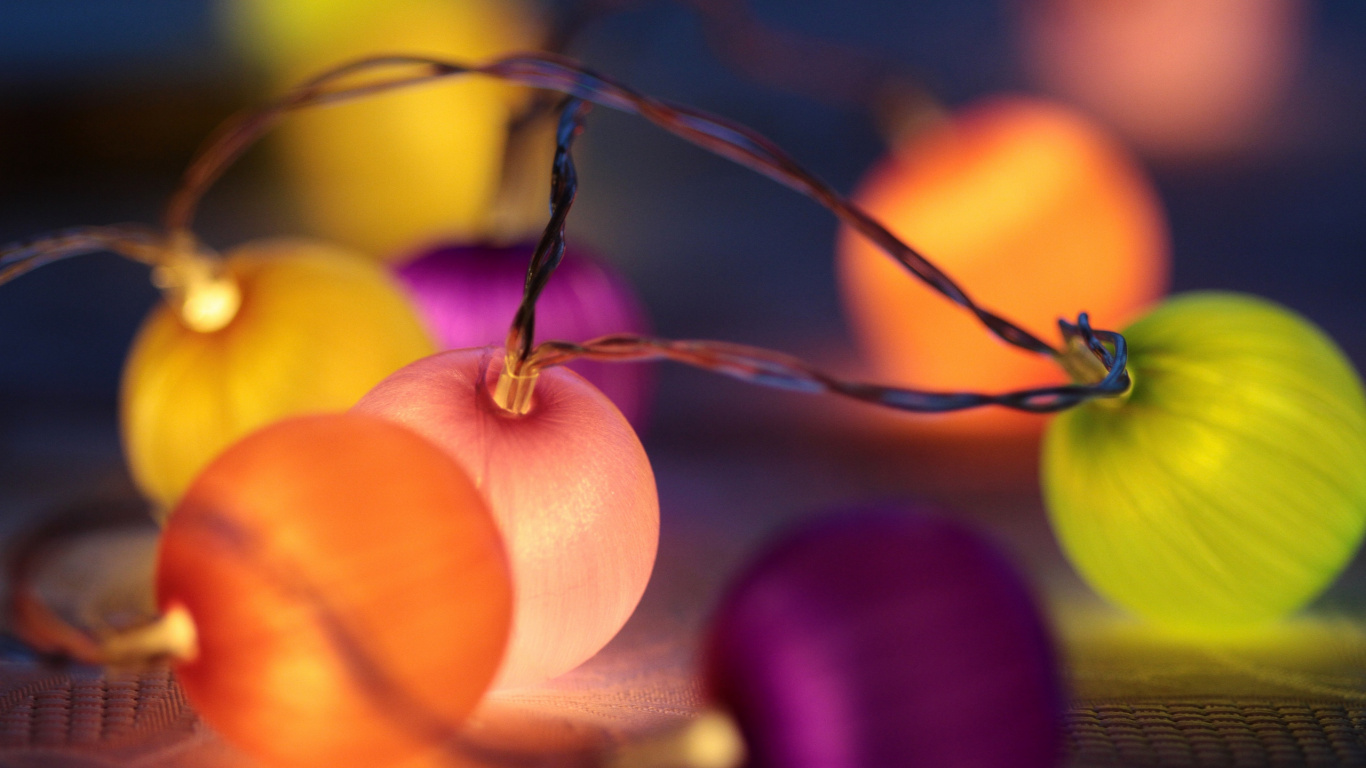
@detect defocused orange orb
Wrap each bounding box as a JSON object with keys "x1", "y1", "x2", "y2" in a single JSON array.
[
  {"x1": 836, "y1": 96, "x2": 1169, "y2": 437},
  {"x1": 1018, "y1": 0, "x2": 1306, "y2": 158},
  {"x1": 355, "y1": 348, "x2": 659, "y2": 689},
  {"x1": 158, "y1": 412, "x2": 512, "y2": 768},
  {"x1": 223, "y1": 0, "x2": 547, "y2": 257},
  {"x1": 122, "y1": 238, "x2": 436, "y2": 510}
]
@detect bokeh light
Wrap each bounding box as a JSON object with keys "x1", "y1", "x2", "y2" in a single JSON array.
[
  {"x1": 837, "y1": 95, "x2": 1169, "y2": 437},
  {"x1": 223, "y1": 0, "x2": 547, "y2": 257}
]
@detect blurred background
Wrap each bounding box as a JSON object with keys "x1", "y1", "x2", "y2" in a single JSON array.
[
  {"x1": 2, "y1": 0, "x2": 1362, "y2": 393},
  {"x1": 2, "y1": 0, "x2": 1366, "y2": 614},
  {"x1": 1, "y1": 0, "x2": 1366, "y2": 714},
  {"x1": 1, "y1": 0, "x2": 1366, "y2": 763}
]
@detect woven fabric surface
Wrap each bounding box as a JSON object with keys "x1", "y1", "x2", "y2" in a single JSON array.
[
  {"x1": 1068, "y1": 701, "x2": 1366, "y2": 767},
  {"x1": 7, "y1": 667, "x2": 1366, "y2": 767},
  {"x1": 5, "y1": 446, "x2": 1366, "y2": 766}
]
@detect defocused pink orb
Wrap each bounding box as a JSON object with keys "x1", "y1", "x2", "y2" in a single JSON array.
[
  {"x1": 396, "y1": 242, "x2": 655, "y2": 430},
  {"x1": 354, "y1": 347, "x2": 659, "y2": 689},
  {"x1": 1018, "y1": 0, "x2": 1307, "y2": 158}
]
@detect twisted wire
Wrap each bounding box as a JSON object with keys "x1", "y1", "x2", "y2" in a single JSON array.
[
  {"x1": 165, "y1": 52, "x2": 1065, "y2": 357},
  {"x1": 0, "y1": 225, "x2": 164, "y2": 287},
  {"x1": 514, "y1": 97, "x2": 1128, "y2": 412},
  {"x1": 155, "y1": 52, "x2": 1132, "y2": 413}
]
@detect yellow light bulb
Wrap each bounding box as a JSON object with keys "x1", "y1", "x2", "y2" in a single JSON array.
[
  {"x1": 223, "y1": 0, "x2": 548, "y2": 256},
  {"x1": 122, "y1": 239, "x2": 437, "y2": 510},
  {"x1": 178, "y1": 277, "x2": 241, "y2": 333}
]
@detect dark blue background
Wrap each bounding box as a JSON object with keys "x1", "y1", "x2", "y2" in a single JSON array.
[{"x1": 0, "y1": 0, "x2": 1364, "y2": 528}]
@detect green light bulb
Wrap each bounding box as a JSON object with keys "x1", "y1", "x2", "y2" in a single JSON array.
[{"x1": 1043, "y1": 292, "x2": 1366, "y2": 630}]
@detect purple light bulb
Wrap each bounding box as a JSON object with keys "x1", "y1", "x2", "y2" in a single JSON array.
[
  {"x1": 395, "y1": 242, "x2": 654, "y2": 429},
  {"x1": 706, "y1": 503, "x2": 1063, "y2": 768}
]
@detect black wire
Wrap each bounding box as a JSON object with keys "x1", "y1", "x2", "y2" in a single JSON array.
[{"x1": 520, "y1": 98, "x2": 1130, "y2": 414}]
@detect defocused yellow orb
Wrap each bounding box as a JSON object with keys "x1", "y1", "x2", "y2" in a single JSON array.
[
  {"x1": 223, "y1": 0, "x2": 547, "y2": 257},
  {"x1": 122, "y1": 238, "x2": 436, "y2": 510},
  {"x1": 1043, "y1": 292, "x2": 1366, "y2": 629}
]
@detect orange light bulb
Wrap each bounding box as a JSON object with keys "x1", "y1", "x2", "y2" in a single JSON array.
[
  {"x1": 122, "y1": 238, "x2": 436, "y2": 510},
  {"x1": 354, "y1": 348, "x2": 659, "y2": 689},
  {"x1": 836, "y1": 96, "x2": 1169, "y2": 437},
  {"x1": 157, "y1": 412, "x2": 512, "y2": 768}
]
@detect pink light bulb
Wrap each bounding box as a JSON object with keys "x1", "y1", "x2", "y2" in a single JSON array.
[
  {"x1": 1018, "y1": 0, "x2": 1307, "y2": 158},
  {"x1": 354, "y1": 347, "x2": 659, "y2": 689},
  {"x1": 395, "y1": 242, "x2": 655, "y2": 430}
]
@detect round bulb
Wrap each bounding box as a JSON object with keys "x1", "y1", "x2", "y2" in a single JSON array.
[
  {"x1": 707, "y1": 504, "x2": 1062, "y2": 768},
  {"x1": 395, "y1": 242, "x2": 655, "y2": 429},
  {"x1": 355, "y1": 348, "x2": 659, "y2": 689},
  {"x1": 1043, "y1": 292, "x2": 1366, "y2": 628},
  {"x1": 122, "y1": 238, "x2": 436, "y2": 509},
  {"x1": 836, "y1": 95, "x2": 1169, "y2": 437},
  {"x1": 1018, "y1": 0, "x2": 1307, "y2": 157},
  {"x1": 178, "y1": 274, "x2": 242, "y2": 333},
  {"x1": 158, "y1": 412, "x2": 512, "y2": 768},
  {"x1": 224, "y1": 0, "x2": 546, "y2": 255}
]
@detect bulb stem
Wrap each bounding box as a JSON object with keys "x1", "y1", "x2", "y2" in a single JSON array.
[
  {"x1": 1055, "y1": 333, "x2": 1134, "y2": 406},
  {"x1": 98, "y1": 604, "x2": 200, "y2": 666},
  {"x1": 607, "y1": 710, "x2": 746, "y2": 768},
  {"x1": 151, "y1": 231, "x2": 242, "y2": 333},
  {"x1": 11, "y1": 583, "x2": 199, "y2": 668},
  {"x1": 492, "y1": 350, "x2": 540, "y2": 415},
  {"x1": 1056, "y1": 335, "x2": 1112, "y2": 385},
  {"x1": 874, "y1": 79, "x2": 949, "y2": 150}
]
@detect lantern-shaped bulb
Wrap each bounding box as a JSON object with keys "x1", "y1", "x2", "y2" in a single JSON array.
[
  {"x1": 706, "y1": 504, "x2": 1062, "y2": 768},
  {"x1": 157, "y1": 412, "x2": 512, "y2": 768},
  {"x1": 395, "y1": 242, "x2": 655, "y2": 429},
  {"x1": 1017, "y1": 0, "x2": 1307, "y2": 158},
  {"x1": 354, "y1": 348, "x2": 659, "y2": 689},
  {"x1": 122, "y1": 238, "x2": 436, "y2": 510},
  {"x1": 222, "y1": 0, "x2": 547, "y2": 255},
  {"x1": 837, "y1": 95, "x2": 1169, "y2": 437},
  {"x1": 1043, "y1": 292, "x2": 1366, "y2": 628}
]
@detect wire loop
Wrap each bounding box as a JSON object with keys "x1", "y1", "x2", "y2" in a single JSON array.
[{"x1": 2, "y1": 51, "x2": 1131, "y2": 416}]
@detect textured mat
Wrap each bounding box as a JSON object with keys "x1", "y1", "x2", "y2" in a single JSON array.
[
  {"x1": 7, "y1": 526, "x2": 1366, "y2": 766},
  {"x1": 1068, "y1": 701, "x2": 1366, "y2": 767},
  {"x1": 0, "y1": 664, "x2": 199, "y2": 753},
  {"x1": 8, "y1": 667, "x2": 1366, "y2": 768}
]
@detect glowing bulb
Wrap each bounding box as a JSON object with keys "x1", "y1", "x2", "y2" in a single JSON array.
[
  {"x1": 158, "y1": 412, "x2": 512, "y2": 768},
  {"x1": 223, "y1": 0, "x2": 547, "y2": 255},
  {"x1": 354, "y1": 347, "x2": 659, "y2": 688},
  {"x1": 706, "y1": 505, "x2": 1062, "y2": 768},
  {"x1": 836, "y1": 95, "x2": 1169, "y2": 437},
  {"x1": 1018, "y1": 0, "x2": 1307, "y2": 157},
  {"x1": 122, "y1": 238, "x2": 436, "y2": 510},
  {"x1": 1043, "y1": 292, "x2": 1366, "y2": 629},
  {"x1": 177, "y1": 276, "x2": 241, "y2": 333},
  {"x1": 151, "y1": 249, "x2": 244, "y2": 333}
]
